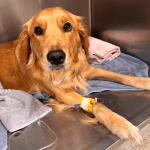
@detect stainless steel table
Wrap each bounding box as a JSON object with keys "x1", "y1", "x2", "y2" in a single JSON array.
[{"x1": 8, "y1": 69, "x2": 150, "y2": 150}]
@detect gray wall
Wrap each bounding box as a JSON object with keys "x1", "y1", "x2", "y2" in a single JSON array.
[
  {"x1": 40, "y1": 0, "x2": 91, "y2": 29},
  {"x1": 0, "y1": 0, "x2": 40, "y2": 43},
  {"x1": 91, "y1": 0, "x2": 150, "y2": 64},
  {"x1": 0, "y1": 0, "x2": 90, "y2": 43}
]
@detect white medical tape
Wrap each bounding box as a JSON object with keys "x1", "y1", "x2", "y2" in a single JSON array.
[{"x1": 80, "y1": 97, "x2": 91, "y2": 111}]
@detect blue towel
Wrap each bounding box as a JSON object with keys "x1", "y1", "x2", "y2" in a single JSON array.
[
  {"x1": 33, "y1": 53, "x2": 149, "y2": 99},
  {"x1": 85, "y1": 53, "x2": 148, "y2": 95},
  {"x1": 0, "y1": 120, "x2": 7, "y2": 150}
]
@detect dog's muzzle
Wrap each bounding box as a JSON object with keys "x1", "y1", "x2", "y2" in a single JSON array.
[{"x1": 47, "y1": 49, "x2": 66, "y2": 70}]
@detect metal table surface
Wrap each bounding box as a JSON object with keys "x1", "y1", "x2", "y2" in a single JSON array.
[{"x1": 7, "y1": 69, "x2": 150, "y2": 150}]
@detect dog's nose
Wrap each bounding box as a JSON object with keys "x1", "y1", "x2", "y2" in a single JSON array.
[{"x1": 47, "y1": 49, "x2": 66, "y2": 65}]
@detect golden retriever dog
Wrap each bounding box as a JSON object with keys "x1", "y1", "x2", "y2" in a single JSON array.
[{"x1": 0, "y1": 7, "x2": 149, "y2": 143}]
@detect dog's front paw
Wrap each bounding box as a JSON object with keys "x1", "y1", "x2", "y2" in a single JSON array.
[
  {"x1": 93, "y1": 103, "x2": 142, "y2": 144},
  {"x1": 108, "y1": 112, "x2": 142, "y2": 144}
]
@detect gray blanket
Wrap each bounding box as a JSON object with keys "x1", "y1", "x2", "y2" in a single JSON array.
[{"x1": 0, "y1": 85, "x2": 51, "y2": 150}]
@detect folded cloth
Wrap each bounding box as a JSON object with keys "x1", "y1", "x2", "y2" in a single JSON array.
[
  {"x1": 0, "y1": 120, "x2": 7, "y2": 150},
  {"x1": 88, "y1": 36, "x2": 121, "y2": 64},
  {"x1": 0, "y1": 84, "x2": 51, "y2": 132}
]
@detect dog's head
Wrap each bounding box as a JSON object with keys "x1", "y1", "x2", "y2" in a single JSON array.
[{"x1": 18, "y1": 7, "x2": 90, "y2": 73}]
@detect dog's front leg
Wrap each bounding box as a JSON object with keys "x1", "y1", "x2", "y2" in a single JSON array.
[
  {"x1": 84, "y1": 64, "x2": 150, "y2": 90},
  {"x1": 92, "y1": 102, "x2": 142, "y2": 144},
  {"x1": 49, "y1": 86, "x2": 142, "y2": 143}
]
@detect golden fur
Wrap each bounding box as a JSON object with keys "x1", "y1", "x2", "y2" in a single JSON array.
[{"x1": 1, "y1": 7, "x2": 150, "y2": 143}]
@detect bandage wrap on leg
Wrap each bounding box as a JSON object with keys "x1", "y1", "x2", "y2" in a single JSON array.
[{"x1": 79, "y1": 97, "x2": 96, "y2": 112}]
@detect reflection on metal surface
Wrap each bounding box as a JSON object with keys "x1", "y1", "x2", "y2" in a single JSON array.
[
  {"x1": 9, "y1": 120, "x2": 58, "y2": 150},
  {"x1": 0, "y1": 0, "x2": 40, "y2": 43},
  {"x1": 101, "y1": 30, "x2": 150, "y2": 52},
  {"x1": 39, "y1": 0, "x2": 91, "y2": 31},
  {"x1": 0, "y1": 0, "x2": 91, "y2": 43},
  {"x1": 7, "y1": 88, "x2": 150, "y2": 150},
  {"x1": 91, "y1": 0, "x2": 150, "y2": 64}
]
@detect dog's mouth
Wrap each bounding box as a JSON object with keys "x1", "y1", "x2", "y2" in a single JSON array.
[{"x1": 50, "y1": 64, "x2": 66, "y2": 71}]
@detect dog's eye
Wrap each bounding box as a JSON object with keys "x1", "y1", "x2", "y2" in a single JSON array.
[
  {"x1": 34, "y1": 26, "x2": 43, "y2": 35},
  {"x1": 63, "y1": 22, "x2": 72, "y2": 32}
]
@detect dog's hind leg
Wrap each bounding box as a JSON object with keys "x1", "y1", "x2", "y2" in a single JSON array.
[{"x1": 83, "y1": 64, "x2": 150, "y2": 90}]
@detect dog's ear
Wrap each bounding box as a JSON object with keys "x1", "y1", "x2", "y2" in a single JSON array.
[
  {"x1": 18, "y1": 24, "x2": 31, "y2": 65},
  {"x1": 77, "y1": 17, "x2": 90, "y2": 57}
]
